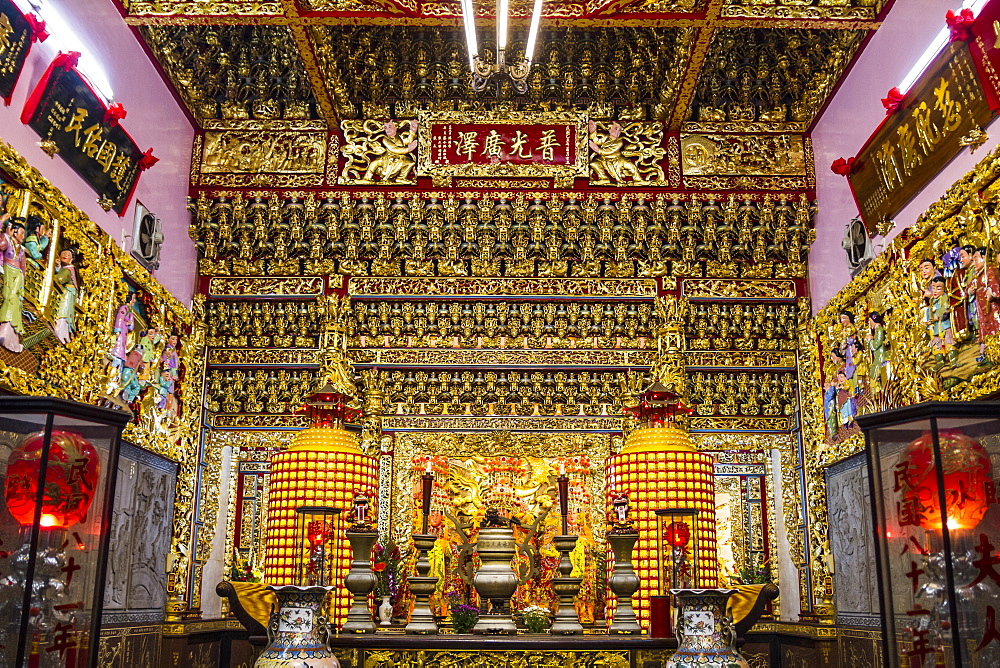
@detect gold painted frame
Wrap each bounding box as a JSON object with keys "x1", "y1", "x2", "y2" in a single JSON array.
[
  {"x1": 416, "y1": 111, "x2": 588, "y2": 187},
  {"x1": 0, "y1": 138, "x2": 207, "y2": 615},
  {"x1": 802, "y1": 142, "x2": 1000, "y2": 619}
]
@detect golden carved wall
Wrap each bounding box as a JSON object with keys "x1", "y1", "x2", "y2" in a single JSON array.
[
  {"x1": 190, "y1": 108, "x2": 818, "y2": 618},
  {"x1": 801, "y1": 143, "x2": 1000, "y2": 622},
  {"x1": 0, "y1": 139, "x2": 208, "y2": 614}
]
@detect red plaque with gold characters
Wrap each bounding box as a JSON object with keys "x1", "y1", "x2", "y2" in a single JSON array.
[
  {"x1": 969, "y1": 0, "x2": 1000, "y2": 110},
  {"x1": 847, "y1": 42, "x2": 995, "y2": 234},
  {"x1": 428, "y1": 123, "x2": 577, "y2": 166},
  {"x1": 417, "y1": 111, "x2": 587, "y2": 186}
]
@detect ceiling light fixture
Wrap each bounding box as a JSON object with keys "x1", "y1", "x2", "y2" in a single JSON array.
[
  {"x1": 25, "y1": 0, "x2": 116, "y2": 102},
  {"x1": 897, "y1": 0, "x2": 988, "y2": 94},
  {"x1": 462, "y1": 0, "x2": 544, "y2": 94}
]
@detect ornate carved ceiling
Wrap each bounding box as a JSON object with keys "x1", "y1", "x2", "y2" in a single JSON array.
[
  {"x1": 124, "y1": 0, "x2": 888, "y2": 128},
  {"x1": 687, "y1": 27, "x2": 866, "y2": 132}
]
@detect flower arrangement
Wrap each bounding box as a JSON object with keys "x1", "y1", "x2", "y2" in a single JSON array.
[
  {"x1": 450, "y1": 604, "x2": 480, "y2": 634},
  {"x1": 733, "y1": 558, "x2": 772, "y2": 586},
  {"x1": 372, "y1": 539, "x2": 405, "y2": 599},
  {"x1": 520, "y1": 605, "x2": 551, "y2": 633},
  {"x1": 229, "y1": 551, "x2": 262, "y2": 583}
]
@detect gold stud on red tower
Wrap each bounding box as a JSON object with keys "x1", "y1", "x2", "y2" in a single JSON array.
[
  {"x1": 607, "y1": 295, "x2": 717, "y2": 629},
  {"x1": 264, "y1": 383, "x2": 378, "y2": 628}
]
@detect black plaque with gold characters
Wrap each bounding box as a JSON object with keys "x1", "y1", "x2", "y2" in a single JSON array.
[
  {"x1": 0, "y1": 0, "x2": 33, "y2": 103},
  {"x1": 21, "y1": 59, "x2": 144, "y2": 214},
  {"x1": 848, "y1": 41, "x2": 995, "y2": 234}
]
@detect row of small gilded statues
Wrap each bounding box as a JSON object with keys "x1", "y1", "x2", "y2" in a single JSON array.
[{"x1": 202, "y1": 297, "x2": 798, "y2": 352}]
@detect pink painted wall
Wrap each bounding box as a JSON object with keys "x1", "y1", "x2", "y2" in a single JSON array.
[
  {"x1": 809, "y1": 0, "x2": 999, "y2": 312},
  {"x1": 1, "y1": 0, "x2": 195, "y2": 305}
]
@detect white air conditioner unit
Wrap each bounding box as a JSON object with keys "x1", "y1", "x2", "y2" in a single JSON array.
[
  {"x1": 842, "y1": 217, "x2": 874, "y2": 277},
  {"x1": 131, "y1": 203, "x2": 163, "y2": 271}
]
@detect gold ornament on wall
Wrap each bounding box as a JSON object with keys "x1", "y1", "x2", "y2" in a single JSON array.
[
  {"x1": 0, "y1": 138, "x2": 206, "y2": 617},
  {"x1": 339, "y1": 119, "x2": 418, "y2": 185},
  {"x1": 588, "y1": 121, "x2": 667, "y2": 186}
]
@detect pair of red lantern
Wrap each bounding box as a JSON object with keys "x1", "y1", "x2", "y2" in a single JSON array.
[{"x1": 3, "y1": 430, "x2": 99, "y2": 530}]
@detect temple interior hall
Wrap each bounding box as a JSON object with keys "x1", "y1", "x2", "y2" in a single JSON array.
[{"x1": 1, "y1": 0, "x2": 1000, "y2": 666}]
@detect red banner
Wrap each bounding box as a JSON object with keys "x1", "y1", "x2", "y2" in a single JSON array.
[
  {"x1": 429, "y1": 123, "x2": 578, "y2": 166},
  {"x1": 969, "y1": 0, "x2": 1000, "y2": 110}
]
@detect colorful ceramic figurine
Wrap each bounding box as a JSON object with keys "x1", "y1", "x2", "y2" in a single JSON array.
[
  {"x1": 924, "y1": 276, "x2": 956, "y2": 370},
  {"x1": 136, "y1": 326, "x2": 161, "y2": 381},
  {"x1": 0, "y1": 215, "x2": 27, "y2": 352},
  {"x1": 23, "y1": 215, "x2": 49, "y2": 269},
  {"x1": 866, "y1": 311, "x2": 888, "y2": 386},
  {"x1": 52, "y1": 247, "x2": 79, "y2": 344},
  {"x1": 111, "y1": 291, "x2": 138, "y2": 372},
  {"x1": 971, "y1": 247, "x2": 1000, "y2": 364}
]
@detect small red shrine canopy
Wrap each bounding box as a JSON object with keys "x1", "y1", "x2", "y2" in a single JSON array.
[
  {"x1": 624, "y1": 380, "x2": 695, "y2": 427},
  {"x1": 297, "y1": 383, "x2": 363, "y2": 427}
]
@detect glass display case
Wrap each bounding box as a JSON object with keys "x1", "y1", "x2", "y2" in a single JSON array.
[
  {"x1": 0, "y1": 397, "x2": 130, "y2": 668},
  {"x1": 655, "y1": 507, "x2": 700, "y2": 591},
  {"x1": 857, "y1": 401, "x2": 1000, "y2": 668},
  {"x1": 295, "y1": 505, "x2": 342, "y2": 586}
]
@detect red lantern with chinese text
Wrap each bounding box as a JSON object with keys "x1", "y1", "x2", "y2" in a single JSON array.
[
  {"x1": 4, "y1": 430, "x2": 100, "y2": 529},
  {"x1": 664, "y1": 521, "x2": 691, "y2": 548},
  {"x1": 897, "y1": 430, "x2": 992, "y2": 531}
]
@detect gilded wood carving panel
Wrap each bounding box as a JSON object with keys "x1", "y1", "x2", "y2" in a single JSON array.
[{"x1": 0, "y1": 139, "x2": 207, "y2": 620}]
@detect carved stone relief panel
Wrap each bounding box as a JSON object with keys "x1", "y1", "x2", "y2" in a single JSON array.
[
  {"x1": 825, "y1": 452, "x2": 880, "y2": 628},
  {"x1": 102, "y1": 442, "x2": 178, "y2": 625}
]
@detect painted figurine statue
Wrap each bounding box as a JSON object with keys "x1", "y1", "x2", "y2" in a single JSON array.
[
  {"x1": 0, "y1": 215, "x2": 27, "y2": 352},
  {"x1": 52, "y1": 248, "x2": 79, "y2": 344}
]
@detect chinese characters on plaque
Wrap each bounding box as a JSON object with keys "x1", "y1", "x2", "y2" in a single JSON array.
[
  {"x1": 21, "y1": 59, "x2": 146, "y2": 214},
  {"x1": 431, "y1": 124, "x2": 574, "y2": 166},
  {"x1": 416, "y1": 112, "x2": 587, "y2": 186},
  {"x1": 0, "y1": 0, "x2": 35, "y2": 103},
  {"x1": 848, "y1": 42, "x2": 994, "y2": 233}
]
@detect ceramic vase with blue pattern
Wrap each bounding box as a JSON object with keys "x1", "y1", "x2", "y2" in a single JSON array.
[
  {"x1": 254, "y1": 585, "x2": 340, "y2": 668},
  {"x1": 665, "y1": 588, "x2": 749, "y2": 668}
]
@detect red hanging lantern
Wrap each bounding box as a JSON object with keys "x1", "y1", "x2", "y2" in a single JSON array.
[
  {"x1": 307, "y1": 520, "x2": 327, "y2": 548},
  {"x1": 3, "y1": 430, "x2": 100, "y2": 529},
  {"x1": 664, "y1": 521, "x2": 692, "y2": 548},
  {"x1": 898, "y1": 430, "x2": 992, "y2": 531}
]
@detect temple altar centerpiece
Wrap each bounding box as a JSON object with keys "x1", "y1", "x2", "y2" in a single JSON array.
[
  {"x1": 611, "y1": 378, "x2": 718, "y2": 628},
  {"x1": 606, "y1": 295, "x2": 718, "y2": 631},
  {"x1": 471, "y1": 508, "x2": 519, "y2": 634}
]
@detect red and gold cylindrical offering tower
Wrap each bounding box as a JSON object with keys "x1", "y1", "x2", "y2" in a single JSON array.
[
  {"x1": 264, "y1": 385, "x2": 378, "y2": 626},
  {"x1": 607, "y1": 381, "x2": 717, "y2": 629}
]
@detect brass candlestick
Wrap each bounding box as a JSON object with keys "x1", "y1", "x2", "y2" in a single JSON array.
[
  {"x1": 557, "y1": 469, "x2": 569, "y2": 535},
  {"x1": 342, "y1": 494, "x2": 377, "y2": 634},
  {"x1": 404, "y1": 533, "x2": 439, "y2": 634},
  {"x1": 608, "y1": 493, "x2": 641, "y2": 635},
  {"x1": 550, "y1": 534, "x2": 583, "y2": 635}
]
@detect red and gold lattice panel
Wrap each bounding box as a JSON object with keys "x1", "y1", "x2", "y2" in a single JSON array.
[
  {"x1": 607, "y1": 427, "x2": 717, "y2": 629},
  {"x1": 263, "y1": 427, "x2": 378, "y2": 627}
]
